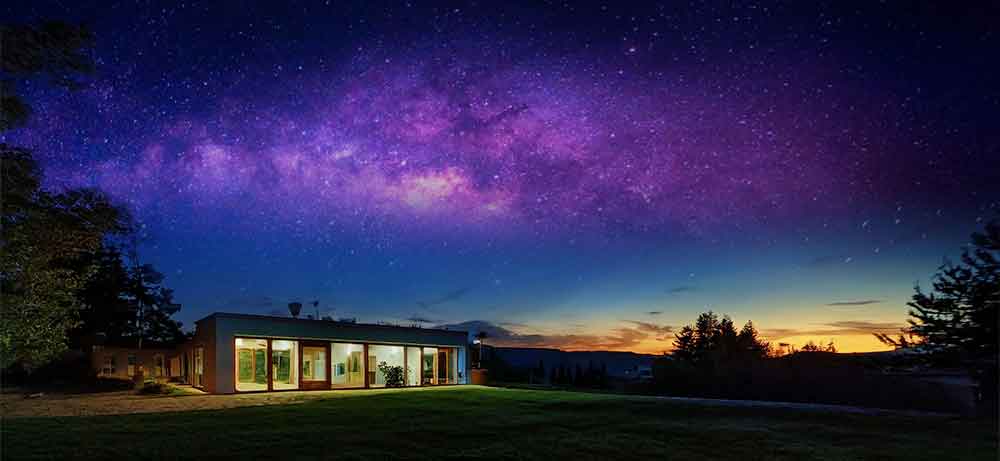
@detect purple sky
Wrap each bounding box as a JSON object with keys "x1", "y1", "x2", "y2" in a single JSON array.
[{"x1": 5, "y1": 1, "x2": 998, "y2": 352}]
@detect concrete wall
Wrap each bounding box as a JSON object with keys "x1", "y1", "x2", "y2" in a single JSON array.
[
  {"x1": 206, "y1": 314, "x2": 469, "y2": 394},
  {"x1": 193, "y1": 316, "x2": 217, "y2": 393}
]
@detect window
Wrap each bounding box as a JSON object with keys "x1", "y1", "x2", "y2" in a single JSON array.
[
  {"x1": 331, "y1": 343, "x2": 364, "y2": 388},
  {"x1": 194, "y1": 347, "x2": 204, "y2": 387},
  {"x1": 101, "y1": 355, "x2": 116, "y2": 375},
  {"x1": 422, "y1": 347, "x2": 437, "y2": 385},
  {"x1": 368, "y1": 344, "x2": 403, "y2": 388},
  {"x1": 154, "y1": 354, "x2": 165, "y2": 377},
  {"x1": 271, "y1": 340, "x2": 298, "y2": 390},
  {"x1": 235, "y1": 338, "x2": 268, "y2": 391},
  {"x1": 440, "y1": 347, "x2": 457, "y2": 384},
  {"x1": 301, "y1": 345, "x2": 327, "y2": 384},
  {"x1": 127, "y1": 353, "x2": 137, "y2": 377},
  {"x1": 420, "y1": 347, "x2": 457, "y2": 385},
  {"x1": 405, "y1": 346, "x2": 421, "y2": 386}
]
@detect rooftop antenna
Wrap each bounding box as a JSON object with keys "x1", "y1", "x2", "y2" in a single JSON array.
[
  {"x1": 288, "y1": 302, "x2": 302, "y2": 319},
  {"x1": 312, "y1": 300, "x2": 320, "y2": 320}
]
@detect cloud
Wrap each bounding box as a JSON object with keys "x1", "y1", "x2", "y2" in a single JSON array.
[
  {"x1": 826, "y1": 300, "x2": 882, "y2": 306},
  {"x1": 416, "y1": 287, "x2": 470, "y2": 310},
  {"x1": 760, "y1": 320, "x2": 905, "y2": 340},
  {"x1": 824, "y1": 299, "x2": 882, "y2": 312},
  {"x1": 623, "y1": 320, "x2": 674, "y2": 341},
  {"x1": 646, "y1": 311, "x2": 663, "y2": 316},
  {"x1": 435, "y1": 320, "x2": 672, "y2": 352},
  {"x1": 822, "y1": 321, "x2": 902, "y2": 333},
  {"x1": 623, "y1": 321, "x2": 673, "y2": 335},
  {"x1": 665, "y1": 285, "x2": 696, "y2": 294}
]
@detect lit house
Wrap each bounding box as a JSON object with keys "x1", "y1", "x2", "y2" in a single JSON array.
[{"x1": 176, "y1": 313, "x2": 469, "y2": 393}]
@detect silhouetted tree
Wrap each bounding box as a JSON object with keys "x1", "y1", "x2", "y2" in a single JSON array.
[
  {"x1": 672, "y1": 325, "x2": 696, "y2": 362},
  {"x1": 876, "y1": 219, "x2": 999, "y2": 415},
  {"x1": 737, "y1": 320, "x2": 772, "y2": 359},
  {"x1": 1, "y1": 21, "x2": 95, "y2": 131},
  {"x1": 0, "y1": 21, "x2": 119, "y2": 371},
  {"x1": 1, "y1": 146, "x2": 129, "y2": 370},
  {"x1": 799, "y1": 340, "x2": 836, "y2": 353},
  {"x1": 673, "y1": 311, "x2": 771, "y2": 364}
]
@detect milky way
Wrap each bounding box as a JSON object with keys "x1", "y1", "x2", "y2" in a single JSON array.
[{"x1": 5, "y1": 2, "x2": 999, "y2": 352}]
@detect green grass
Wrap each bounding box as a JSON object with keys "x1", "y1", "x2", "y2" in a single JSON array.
[{"x1": 2, "y1": 386, "x2": 996, "y2": 460}]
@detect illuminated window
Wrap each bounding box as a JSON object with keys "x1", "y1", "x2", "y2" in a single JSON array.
[
  {"x1": 154, "y1": 354, "x2": 165, "y2": 377},
  {"x1": 235, "y1": 338, "x2": 268, "y2": 391},
  {"x1": 101, "y1": 355, "x2": 116, "y2": 375},
  {"x1": 194, "y1": 347, "x2": 204, "y2": 387},
  {"x1": 127, "y1": 353, "x2": 137, "y2": 376},
  {"x1": 331, "y1": 343, "x2": 365, "y2": 388},
  {"x1": 271, "y1": 340, "x2": 298, "y2": 390},
  {"x1": 368, "y1": 345, "x2": 404, "y2": 388},
  {"x1": 422, "y1": 347, "x2": 437, "y2": 385},
  {"x1": 302, "y1": 346, "x2": 327, "y2": 383},
  {"x1": 405, "y1": 346, "x2": 421, "y2": 386}
]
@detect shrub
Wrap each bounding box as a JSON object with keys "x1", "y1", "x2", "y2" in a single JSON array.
[
  {"x1": 136, "y1": 382, "x2": 176, "y2": 395},
  {"x1": 377, "y1": 361, "x2": 404, "y2": 387}
]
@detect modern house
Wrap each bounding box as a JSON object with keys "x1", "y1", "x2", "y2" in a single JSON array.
[{"x1": 93, "y1": 312, "x2": 470, "y2": 394}]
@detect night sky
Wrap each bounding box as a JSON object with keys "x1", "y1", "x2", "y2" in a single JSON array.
[{"x1": 5, "y1": 2, "x2": 999, "y2": 353}]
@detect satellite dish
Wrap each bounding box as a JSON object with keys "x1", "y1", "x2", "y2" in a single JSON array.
[{"x1": 288, "y1": 302, "x2": 302, "y2": 318}]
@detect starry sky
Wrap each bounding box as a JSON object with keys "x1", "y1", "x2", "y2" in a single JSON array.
[{"x1": 5, "y1": 1, "x2": 999, "y2": 353}]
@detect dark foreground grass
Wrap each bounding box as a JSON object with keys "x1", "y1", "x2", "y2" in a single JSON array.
[{"x1": 2, "y1": 386, "x2": 996, "y2": 460}]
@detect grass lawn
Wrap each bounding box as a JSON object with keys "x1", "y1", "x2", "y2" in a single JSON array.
[{"x1": 2, "y1": 386, "x2": 995, "y2": 460}]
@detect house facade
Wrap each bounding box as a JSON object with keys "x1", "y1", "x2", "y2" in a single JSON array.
[
  {"x1": 175, "y1": 313, "x2": 469, "y2": 394},
  {"x1": 90, "y1": 344, "x2": 179, "y2": 382}
]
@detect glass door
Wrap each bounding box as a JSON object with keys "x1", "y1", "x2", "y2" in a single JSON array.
[
  {"x1": 300, "y1": 342, "x2": 329, "y2": 390},
  {"x1": 422, "y1": 347, "x2": 437, "y2": 385},
  {"x1": 437, "y1": 348, "x2": 456, "y2": 384}
]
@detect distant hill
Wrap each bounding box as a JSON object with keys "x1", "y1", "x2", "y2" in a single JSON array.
[{"x1": 491, "y1": 347, "x2": 661, "y2": 378}]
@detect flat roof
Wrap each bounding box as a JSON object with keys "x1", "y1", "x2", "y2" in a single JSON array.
[{"x1": 196, "y1": 312, "x2": 468, "y2": 337}]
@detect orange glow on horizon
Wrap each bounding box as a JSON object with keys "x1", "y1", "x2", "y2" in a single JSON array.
[{"x1": 488, "y1": 333, "x2": 895, "y2": 355}]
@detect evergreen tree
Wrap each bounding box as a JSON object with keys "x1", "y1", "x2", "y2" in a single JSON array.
[
  {"x1": 672, "y1": 325, "x2": 697, "y2": 362},
  {"x1": 876, "y1": 219, "x2": 999, "y2": 412},
  {"x1": 737, "y1": 320, "x2": 772, "y2": 359}
]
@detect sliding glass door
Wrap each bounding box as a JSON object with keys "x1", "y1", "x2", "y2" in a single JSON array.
[
  {"x1": 422, "y1": 347, "x2": 438, "y2": 385},
  {"x1": 300, "y1": 342, "x2": 329, "y2": 390},
  {"x1": 331, "y1": 343, "x2": 365, "y2": 388},
  {"x1": 438, "y1": 348, "x2": 457, "y2": 384},
  {"x1": 235, "y1": 338, "x2": 268, "y2": 391},
  {"x1": 271, "y1": 340, "x2": 298, "y2": 390},
  {"x1": 405, "y1": 346, "x2": 421, "y2": 386},
  {"x1": 368, "y1": 345, "x2": 404, "y2": 387}
]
